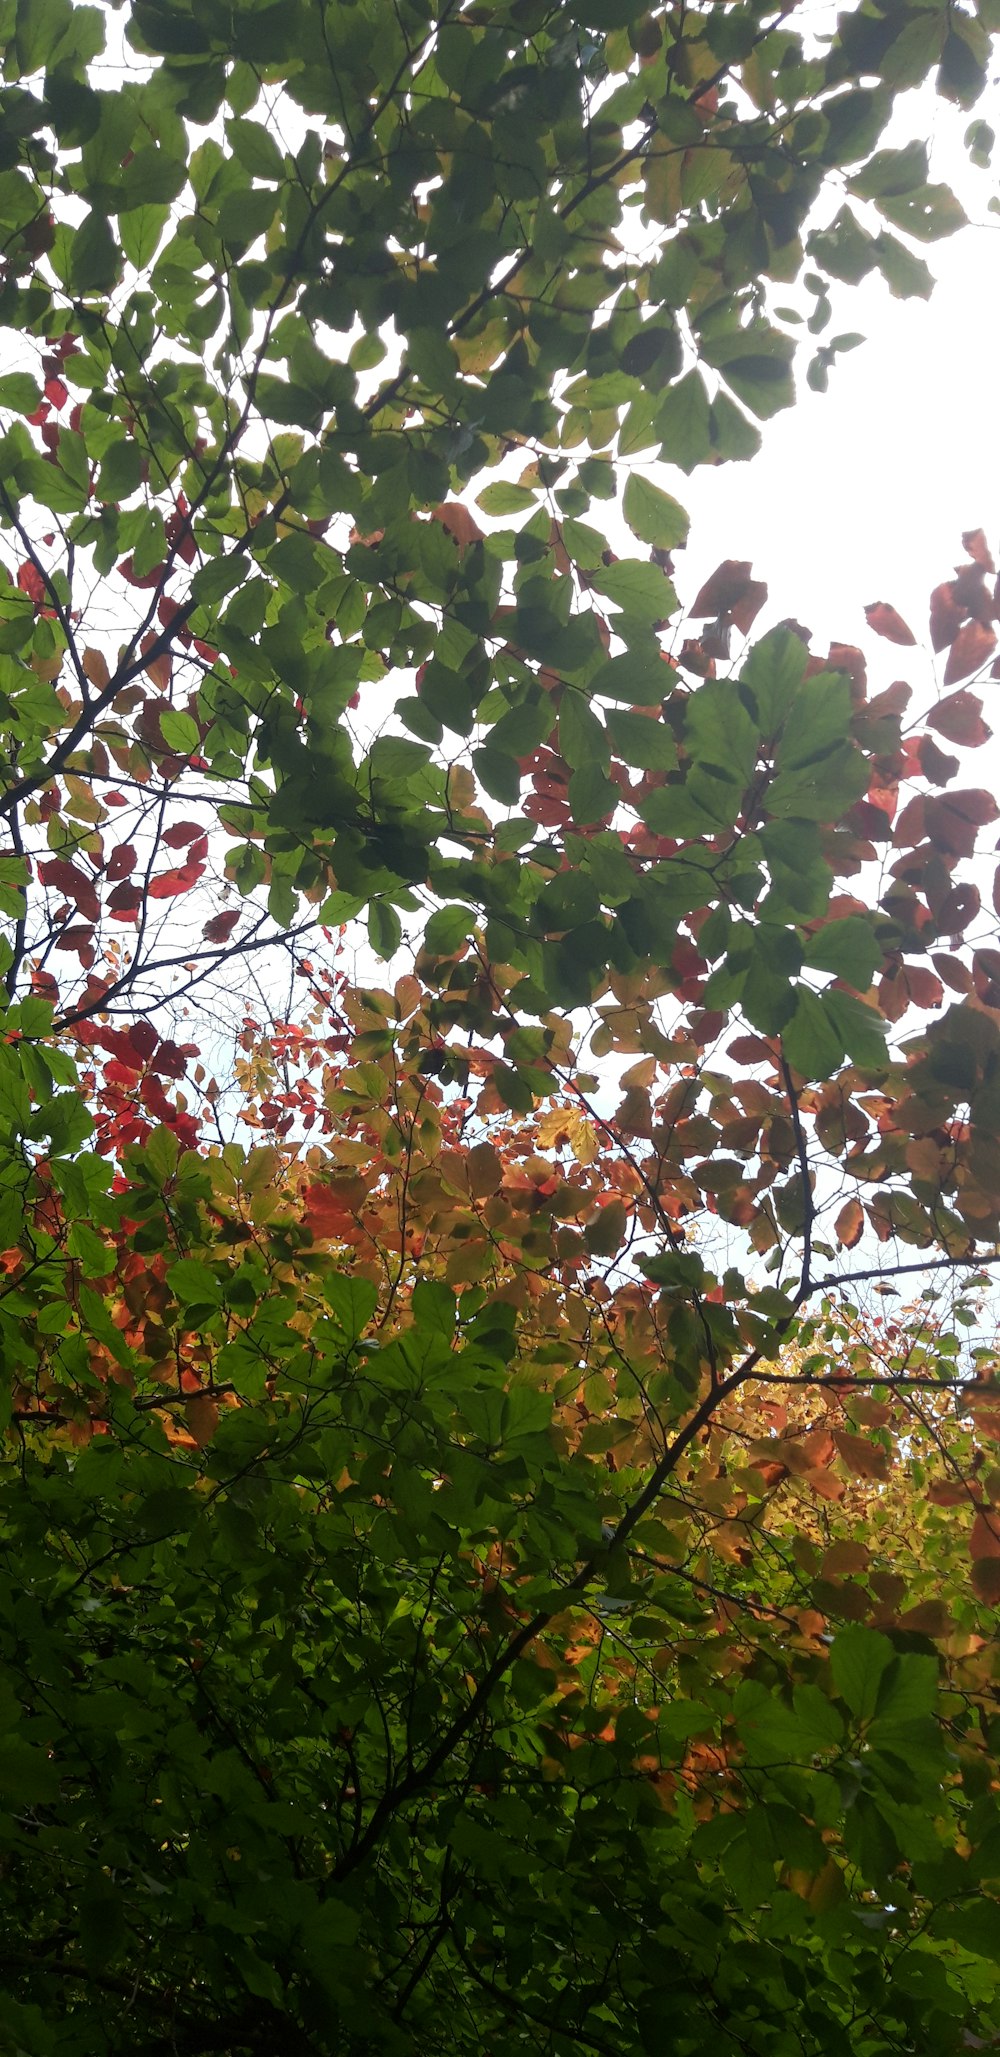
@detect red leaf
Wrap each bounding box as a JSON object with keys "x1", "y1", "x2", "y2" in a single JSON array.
[
  {"x1": 17, "y1": 561, "x2": 46, "y2": 605},
  {"x1": 865, "y1": 601, "x2": 916, "y2": 647},
  {"x1": 37, "y1": 857, "x2": 100, "y2": 923},
  {"x1": 107, "y1": 882, "x2": 143, "y2": 915},
  {"x1": 162, "y1": 820, "x2": 203, "y2": 849},
  {"x1": 164, "y1": 509, "x2": 196, "y2": 565},
  {"x1": 119, "y1": 555, "x2": 165, "y2": 590},
  {"x1": 927, "y1": 690, "x2": 990, "y2": 749},
  {"x1": 944, "y1": 619, "x2": 997, "y2": 685},
  {"x1": 302, "y1": 1184, "x2": 358, "y2": 1239},
  {"x1": 106, "y1": 842, "x2": 137, "y2": 881},
  {"x1": 43, "y1": 375, "x2": 67, "y2": 410},
  {"x1": 152, "y1": 1040, "x2": 189, "y2": 1078},
  {"x1": 147, "y1": 862, "x2": 204, "y2": 900},
  {"x1": 129, "y1": 1021, "x2": 158, "y2": 1060},
  {"x1": 202, "y1": 910, "x2": 240, "y2": 945}
]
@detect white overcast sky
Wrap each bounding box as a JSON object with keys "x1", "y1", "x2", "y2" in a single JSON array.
[{"x1": 671, "y1": 83, "x2": 1000, "y2": 665}]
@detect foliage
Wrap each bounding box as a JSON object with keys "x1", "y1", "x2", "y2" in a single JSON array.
[{"x1": 1, "y1": 0, "x2": 1000, "y2": 2051}]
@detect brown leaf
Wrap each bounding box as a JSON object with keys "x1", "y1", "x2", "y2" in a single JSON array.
[
  {"x1": 899, "y1": 1599, "x2": 953, "y2": 1636},
  {"x1": 689, "y1": 560, "x2": 768, "y2": 634},
  {"x1": 822, "y1": 1540, "x2": 869, "y2": 1577},
  {"x1": 828, "y1": 643, "x2": 867, "y2": 696},
  {"x1": 963, "y1": 528, "x2": 996, "y2": 573},
  {"x1": 185, "y1": 1393, "x2": 219, "y2": 1447},
  {"x1": 468, "y1": 1142, "x2": 502, "y2": 1197},
  {"x1": 833, "y1": 1428, "x2": 889, "y2": 1481},
  {"x1": 970, "y1": 1509, "x2": 1000, "y2": 1560},
  {"x1": 82, "y1": 646, "x2": 111, "y2": 690},
  {"x1": 972, "y1": 1559, "x2": 1000, "y2": 1605},
  {"x1": 943, "y1": 618, "x2": 997, "y2": 685},
  {"x1": 928, "y1": 1479, "x2": 969, "y2": 1507},
  {"x1": 865, "y1": 601, "x2": 916, "y2": 646}
]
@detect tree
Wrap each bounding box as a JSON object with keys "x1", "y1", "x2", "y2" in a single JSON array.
[{"x1": 2, "y1": 0, "x2": 1000, "y2": 2051}]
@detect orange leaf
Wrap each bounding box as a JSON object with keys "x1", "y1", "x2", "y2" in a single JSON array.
[
  {"x1": 303, "y1": 1183, "x2": 358, "y2": 1239},
  {"x1": 432, "y1": 500, "x2": 483, "y2": 551},
  {"x1": 834, "y1": 1198, "x2": 864, "y2": 1249}
]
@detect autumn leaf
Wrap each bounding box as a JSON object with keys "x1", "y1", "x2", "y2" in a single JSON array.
[
  {"x1": 865, "y1": 601, "x2": 916, "y2": 646},
  {"x1": 833, "y1": 1429, "x2": 889, "y2": 1481},
  {"x1": 943, "y1": 619, "x2": 997, "y2": 684},
  {"x1": 834, "y1": 1198, "x2": 864, "y2": 1248}
]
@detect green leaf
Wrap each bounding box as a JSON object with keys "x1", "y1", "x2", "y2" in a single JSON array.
[
  {"x1": 159, "y1": 710, "x2": 201, "y2": 754},
  {"x1": 824, "y1": 989, "x2": 888, "y2": 1067},
  {"x1": 70, "y1": 209, "x2": 120, "y2": 292},
  {"x1": 622, "y1": 474, "x2": 689, "y2": 550},
  {"x1": 323, "y1": 1276, "x2": 378, "y2": 1338},
  {"x1": 830, "y1": 1625, "x2": 895, "y2": 1721},
  {"x1": 781, "y1": 989, "x2": 845, "y2": 1080},
  {"x1": 606, "y1": 708, "x2": 676, "y2": 770},
  {"x1": 0, "y1": 373, "x2": 42, "y2": 412},
  {"x1": 476, "y1": 482, "x2": 537, "y2": 516},
  {"x1": 424, "y1": 904, "x2": 473, "y2": 955},
  {"x1": 227, "y1": 117, "x2": 286, "y2": 182},
  {"x1": 802, "y1": 916, "x2": 880, "y2": 991},
  {"x1": 559, "y1": 691, "x2": 609, "y2": 771},
  {"x1": 119, "y1": 204, "x2": 170, "y2": 270},
  {"x1": 369, "y1": 899, "x2": 402, "y2": 959}
]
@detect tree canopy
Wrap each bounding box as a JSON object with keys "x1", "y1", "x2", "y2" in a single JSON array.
[{"x1": 2, "y1": 0, "x2": 1000, "y2": 2051}]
